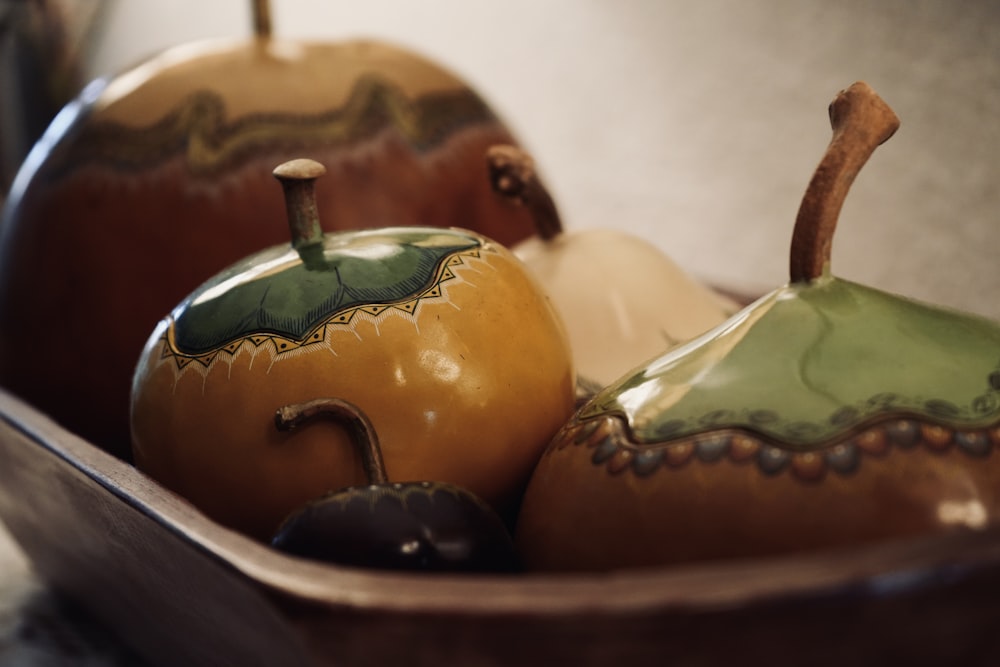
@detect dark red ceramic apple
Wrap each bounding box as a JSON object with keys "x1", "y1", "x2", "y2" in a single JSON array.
[{"x1": 0, "y1": 0, "x2": 534, "y2": 460}]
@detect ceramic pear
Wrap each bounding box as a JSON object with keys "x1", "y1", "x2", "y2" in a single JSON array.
[
  {"x1": 0, "y1": 0, "x2": 534, "y2": 461},
  {"x1": 516, "y1": 82, "x2": 1000, "y2": 571},
  {"x1": 486, "y1": 145, "x2": 738, "y2": 394},
  {"x1": 130, "y1": 158, "x2": 574, "y2": 540}
]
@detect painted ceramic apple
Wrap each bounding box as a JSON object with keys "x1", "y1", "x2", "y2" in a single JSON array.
[
  {"x1": 516, "y1": 82, "x2": 1000, "y2": 571},
  {"x1": 0, "y1": 1, "x2": 534, "y2": 461},
  {"x1": 487, "y1": 145, "x2": 738, "y2": 393},
  {"x1": 130, "y1": 158, "x2": 574, "y2": 540}
]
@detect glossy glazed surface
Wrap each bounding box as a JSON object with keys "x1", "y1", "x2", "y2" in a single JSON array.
[
  {"x1": 584, "y1": 275, "x2": 1000, "y2": 445},
  {"x1": 131, "y1": 227, "x2": 575, "y2": 540},
  {"x1": 0, "y1": 38, "x2": 532, "y2": 460}
]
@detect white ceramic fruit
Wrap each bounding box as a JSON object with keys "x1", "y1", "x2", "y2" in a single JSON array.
[{"x1": 487, "y1": 145, "x2": 737, "y2": 391}]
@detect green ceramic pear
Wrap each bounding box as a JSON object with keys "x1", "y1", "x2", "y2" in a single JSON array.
[{"x1": 515, "y1": 81, "x2": 1000, "y2": 572}]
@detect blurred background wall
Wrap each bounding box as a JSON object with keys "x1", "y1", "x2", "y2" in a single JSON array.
[{"x1": 5, "y1": 0, "x2": 1000, "y2": 318}]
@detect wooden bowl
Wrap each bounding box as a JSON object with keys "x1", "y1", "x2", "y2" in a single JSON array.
[{"x1": 1, "y1": 389, "x2": 1000, "y2": 666}]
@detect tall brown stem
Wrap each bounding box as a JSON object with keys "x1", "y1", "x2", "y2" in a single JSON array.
[
  {"x1": 487, "y1": 145, "x2": 563, "y2": 241},
  {"x1": 252, "y1": 0, "x2": 272, "y2": 39},
  {"x1": 789, "y1": 82, "x2": 900, "y2": 283},
  {"x1": 274, "y1": 398, "x2": 389, "y2": 485}
]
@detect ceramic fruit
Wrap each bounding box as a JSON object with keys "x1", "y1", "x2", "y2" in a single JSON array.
[
  {"x1": 0, "y1": 0, "x2": 535, "y2": 462},
  {"x1": 515, "y1": 82, "x2": 1000, "y2": 571},
  {"x1": 270, "y1": 397, "x2": 519, "y2": 573},
  {"x1": 487, "y1": 145, "x2": 738, "y2": 394},
  {"x1": 130, "y1": 158, "x2": 574, "y2": 541}
]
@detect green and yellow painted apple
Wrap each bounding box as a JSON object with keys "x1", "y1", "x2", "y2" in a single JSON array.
[
  {"x1": 0, "y1": 0, "x2": 533, "y2": 462},
  {"x1": 516, "y1": 82, "x2": 1000, "y2": 571},
  {"x1": 487, "y1": 145, "x2": 738, "y2": 393},
  {"x1": 130, "y1": 158, "x2": 574, "y2": 540}
]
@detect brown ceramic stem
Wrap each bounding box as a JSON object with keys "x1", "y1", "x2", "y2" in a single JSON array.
[
  {"x1": 252, "y1": 0, "x2": 272, "y2": 39},
  {"x1": 789, "y1": 82, "x2": 900, "y2": 283},
  {"x1": 487, "y1": 145, "x2": 563, "y2": 241},
  {"x1": 274, "y1": 398, "x2": 389, "y2": 485},
  {"x1": 273, "y1": 158, "x2": 326, "y2": 251}
]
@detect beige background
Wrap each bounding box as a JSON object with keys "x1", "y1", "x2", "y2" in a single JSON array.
[{"x1": 80, "y1": 0, "x2": 1000, "y2": 320}]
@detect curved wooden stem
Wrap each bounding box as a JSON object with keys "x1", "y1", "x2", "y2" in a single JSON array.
[
  {"x1": 274, "y1": 398, "x2": 389, "y2": 485},
  {"x1": 252, "y1": 0, "x2": 272, "y2": 39},
  {"x1": 487, "y1": 145, "x2": 563, "y2": 241},
  {"x1": 789, "y1": 82, "x2": 900, "y2": 283}
]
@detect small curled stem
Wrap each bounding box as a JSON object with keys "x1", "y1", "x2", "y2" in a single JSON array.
[
  {"x1": 274, "y1": 398, "x2": 388, "y2": 485},
  {"x1": 487, "y1": 145, "x2": 563, "y2": 241}
]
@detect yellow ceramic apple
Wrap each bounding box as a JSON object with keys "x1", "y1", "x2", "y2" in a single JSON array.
[{"x1": 130, "y1": 158, "x2": 575, "y2": 540}]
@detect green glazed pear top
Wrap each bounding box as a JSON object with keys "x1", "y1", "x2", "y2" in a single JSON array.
[{"x1": 580, "y1": 274, "x2": 1000, "y2": 448}]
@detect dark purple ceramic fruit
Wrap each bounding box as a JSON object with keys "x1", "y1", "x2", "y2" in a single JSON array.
[{"x1": 270, "y1": 398, "x2": 519, "y2": 573}]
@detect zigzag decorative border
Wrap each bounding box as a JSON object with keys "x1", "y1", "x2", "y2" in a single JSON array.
[{"x1": 156, "y1": 245, "x2": 494, "y2": 378}]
